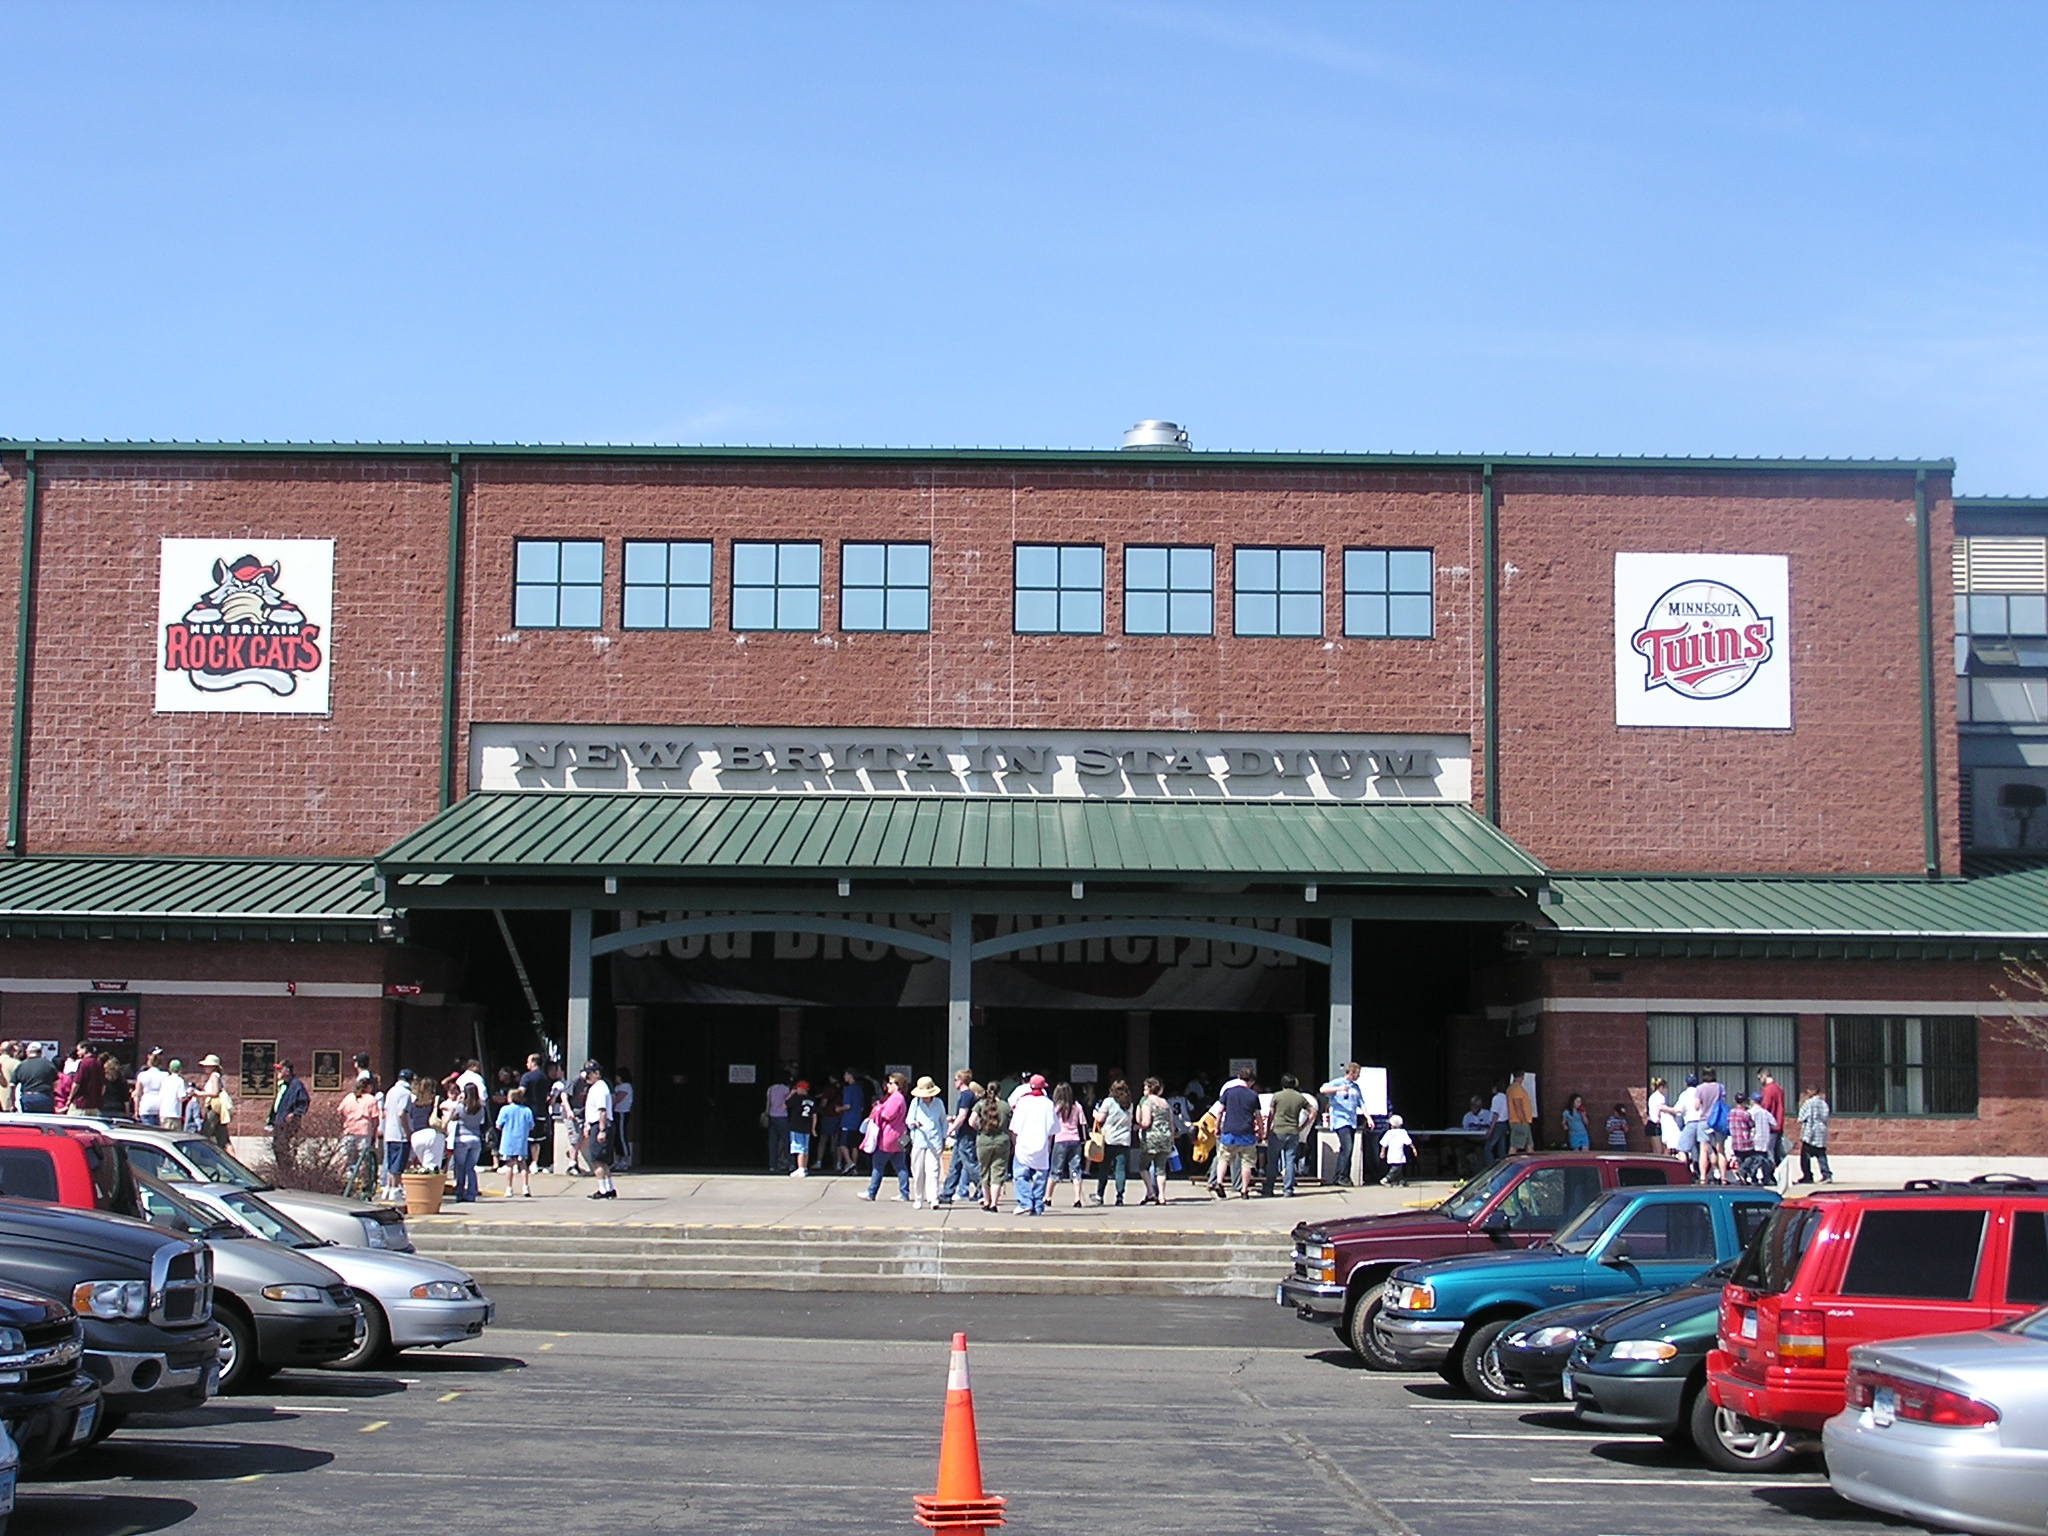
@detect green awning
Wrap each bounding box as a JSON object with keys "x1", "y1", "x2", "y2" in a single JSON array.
[
  {"x1": 0, "y1": 857, "x2": 386, "y2": 941},
  {"x1": 1535, "y1": 869, "x2": 2048, "y2": 959},
  {"x1": 374, "y1": 793, "x2": 1546, "y2": 888}
]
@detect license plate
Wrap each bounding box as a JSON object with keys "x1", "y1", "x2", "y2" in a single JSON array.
[
  {"x1": 1561, "y1": 1370, "x2": 1574, "y2": 1399},
  {"x1": 1872, "y1": 1386, "x2": 1896, "y2": 1427},
  {"x1": 1740, "y1": 1310, "x2": 1758, "y2": 1340},
  {"x1": 70, "y1": 1400, "x2": 98, "y2": 1443}
]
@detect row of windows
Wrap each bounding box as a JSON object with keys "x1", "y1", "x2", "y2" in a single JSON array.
[
  {"x1": 511, "y1": 538, "x2": 1436, "y2": 638},
  {"x1": 1646, "y1": 1012, "x2": 1979, "y2": 1118}
]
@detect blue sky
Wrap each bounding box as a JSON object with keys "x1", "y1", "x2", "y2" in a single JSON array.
[{"x1": 3, "y1": 3, "x2": 2043, "y2": 490}]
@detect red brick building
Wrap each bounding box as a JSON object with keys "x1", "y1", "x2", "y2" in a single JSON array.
[{"x1": 0, "y1": 436, "x2": 2040, "y2": 1162}]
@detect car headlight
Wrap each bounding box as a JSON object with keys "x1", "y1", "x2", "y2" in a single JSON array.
[
  {"x1": 410, "y1": 1281, "x2": 469, "y2": 1302},
  {"x1": 1608, "y1": 1339, "x2": 1679, "y2": 1362},
  {"x1": 1315, "y1": 1244, "x2": 1337, "y2": 1283},
  {"x1": 1523, "y1": 1326, "x2": 1579, "y2": 1350},
  {"x1": 357, "y1": 1215, "x2": 388, "y2": 1247},
  {"x1": 0, "y1": 1328, "x2": 24, "y2": 1356},
  {"x1": 261, "y1": 1284, "x2": 328, "y2": 1304},
  {"x1": 73, "y1": 1280, "x2": 149, "y2": 1320},
  {"x1": 1387, "y1": 1282, "x2": 1436, "y2": 1313}
]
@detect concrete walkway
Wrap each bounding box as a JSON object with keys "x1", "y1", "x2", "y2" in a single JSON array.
[{"x1": 398, "y1": 1151, "x2": 2048, "y2": 1232}]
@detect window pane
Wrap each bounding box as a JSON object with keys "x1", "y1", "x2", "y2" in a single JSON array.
[
  {"x1": 1388, "y1": 594, "x2": 1432, "y2": 637},
  {"x1": 1346, "y1": 594, "x2": 1387, "y2": 637},
  {"x1": 842, "y1": 587, "x2": 886, "y2": 631},
  {"x1": 669, "y1": 587, "x2": 710, "y2": 629},
  {"x1": 1016, "y1": 589, "x2": 1058, "y2": 632},
  {"x1": 1168, "y1": 590, "x2": 1211, "y2": 635},
  {"x1": 622, "y1": 588, "x2": 667, "y2": 629},
  {"x1": 2011, "y1": 594, "x2": 2048, "y2": 636},
  {"x1": 515, "y1": 541, "x2": 559, "y2": 582},
  {"x1": 1747, "y1": 1016, "x2": 1797, "y2": 1066},
  {"x1": 1062, "y1": 545, "x2": 1103, "y2": 589},
  {"x1": 1126, "y1": 547, "x2": 1167, "y2": 591},
  {"x1": 733, "y1": 542, "x2": 777, "y2": 585},
  {"x1": 1169, "y1": 546, "x2": 1211, "y2": 589},
  {"x1": 1278, "y1": 548, "x2": 1322, "y2": 593},
  {"x1": 671, "y1": 541, "x2": 712, "y2": 584},
  {"x1": 1345, "y1": 548, "x2": 1387, "y2": 593},
  {"x1": 1696, "y1": 1015, "x2": 1746, "y2": 1063},
  {"x1": 1974, "y1": 679, "x2": 2048, "y2": 722},
  {"x1": 842, "y1": 543, "x2": 886, "y2": 587},
  {"x1": 513, "y1": 585, "x2": 557, "y2": 628},
  {"x1": 1647, "y1": 1015, "x2": 1693, "y2": 1062},
  {"x1": 888, "y1": 542, "x2": 930, "y2": 586},
  {"x1": 886, "y1": 586, "x2": 929, "y2": 632},
  {"x1": 558, "y1": 585, "x2": 602, "y2": 629},
  {"x1": 1015, "y1": 545, "x2": 1058, "y2": 589},
  {"x1": 1060, "y1": 588, "x2": 1102, "y2": 634},
  {"x1": 1955, "y1": 594, "x2": 1971, "y2": 634},
  {"x1": 779, "y1": 586, "x2": 820, "y2": 631},
  {"x1": 1236, "y1": 547, "x2": 1277, "y2": 593},
  {"x1": 559, "y1": 541, "x2": 603, "y2": 585},
  {"x1": 623, "y1": 541, "x2": 667, "y2": 584},
  {"x1": 1278, "y1": 592, "x2": 1322, "y2": 636},
  {"x1": 1236, "y1": 592, "x2": 1276, "y2": 636},
  {"x1": 1971, "y1": 594, "x2": 2009, "y2": 635},
  {"x1": 2009, "y1": 1210, "x2": 2048, "y2": 1307},
  {"x1": 732, "y1": 587, "x2": 777, "y2": 630},
  {"x1": 1126, "y1": 591, "x2": 1167, "y2": 635},
  {"x1": 1388, "y1": 549, "x2": 1433, "y2": 593},
  {"x1": 780, "y1": 542, "x2": 820, "y2": 585},
  {"x1": 1840, "y1": 1210, "x2": 1985, "y2": 1299}
]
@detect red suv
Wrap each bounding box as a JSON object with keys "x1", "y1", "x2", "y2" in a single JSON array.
[
  {"x1": 0, "y1": 1121, "x2": 135, "y2": 1214},
  {"x1": 1707, "y1": 1175, "x2": 2048, "y2": 1465}
]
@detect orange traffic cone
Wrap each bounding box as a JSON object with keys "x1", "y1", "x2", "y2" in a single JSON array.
[{"x1": 913, "y1": 1332, "x2": 1005, "y2": 1533}]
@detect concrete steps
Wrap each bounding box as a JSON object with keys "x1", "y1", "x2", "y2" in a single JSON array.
[{"x1": 409, "y1": 1219, "x2": 1293, "y2": 1296}]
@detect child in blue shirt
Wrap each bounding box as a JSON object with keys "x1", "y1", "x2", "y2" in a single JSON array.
[{"x1": 495, "y1": 1087, "x2": 536, "y2": 1198}]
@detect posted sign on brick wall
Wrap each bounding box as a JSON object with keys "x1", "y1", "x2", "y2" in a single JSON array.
[
  {"x1": 1614, "y1": 552, "x2": 1791, "y2": 730},
  {"x1": 155, "y1": 539, "x2": 334, "y2": 714}
]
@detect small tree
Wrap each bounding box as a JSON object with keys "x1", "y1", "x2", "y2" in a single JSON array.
[
  {"x1": 252, "y1": 1099, "x2": 353, "y2": 1194},
  {"x1": 1991, "y1": 953, "x2": 2048, "y2": 1060}
]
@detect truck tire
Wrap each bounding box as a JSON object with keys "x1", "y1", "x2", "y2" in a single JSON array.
[
  {"x1": 1690, "y1": 1383, "x2": 1798, "y2": 1472},
  {"x1": 1460, "y1": 1319, "x2": 1529, "y2": 1402},
  {"x1": 1344, "y1": 1285, "x2": 1404, "y2": 1370}
]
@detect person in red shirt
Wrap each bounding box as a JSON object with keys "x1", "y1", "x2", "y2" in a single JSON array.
[
  {"x1": 66, "y1": 1043, "x2": 106, "y2": 1116},
  {"x1": 1755, "y1": 1070, "x2": 1787, "y2": 1166}
]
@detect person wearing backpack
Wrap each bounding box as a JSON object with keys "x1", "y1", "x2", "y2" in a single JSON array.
[
  {"x1": 1133, "y1": 1077, "x2": 1176, "y2": 1205},
  {"x1": 973, "y1": 1092, "x2": 1011, "y2": 1212},
  {"x1": 1698, "y1": 1068, "x2": 1729, "y2": 1183}
]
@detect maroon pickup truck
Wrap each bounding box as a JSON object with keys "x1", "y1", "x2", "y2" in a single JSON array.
[{"x1": 1278, "y1": 1153, "x2": 1692, "y2": 1365}]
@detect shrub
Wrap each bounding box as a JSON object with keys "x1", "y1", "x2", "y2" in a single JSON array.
[{"x1": 251, "y1": 1098, "x2": 354, "y2": 1195}]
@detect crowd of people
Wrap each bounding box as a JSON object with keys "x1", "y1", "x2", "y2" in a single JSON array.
[
  {"x1": 0, "y1": 1040, "x2": 234, "y2": 1144},
  {"x1": 762, "y1": 1060, "x2": 1424, "y2": 1212},
  {"x1": 1643, "y1": 1068, "x2": 1832, "y2": 1185}
]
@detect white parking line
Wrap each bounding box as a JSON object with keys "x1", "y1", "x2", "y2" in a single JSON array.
[
  {"x1": 1529, "y1": 1476, "x2": 1821, "y2": 1488},
  {"x1": 1451, "y1": 1431, "x2": 1663, "y2": 1442}
]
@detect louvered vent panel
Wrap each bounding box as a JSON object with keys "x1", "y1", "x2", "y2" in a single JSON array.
[
  {"x1": 1953, "y1": 538, "x2": 1968, "y2": 592},
  {"x1": 1965, "y1": 537, "x2": 2048, "y2": 592}
]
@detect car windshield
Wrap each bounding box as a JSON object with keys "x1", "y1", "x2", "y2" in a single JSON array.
[
  {"x1": 133, "y1": 1171, "x2": 242, "y2": 1240},
  {"x1": 1440, "y1": 1162, "x2": 1522, "y2": 1221},
  {"x1": 171, "y1": 1138, "x2": 270, "y2": 1190},
  {"x1": 1732, "y1": 1203, "x2": 1819, "y2": 1294},
  {"x1": 2008, "y1": 1308, "x2": 2048, "y2": 1341},
  {"x1": 214, "y1": 1188, "x2": 323, "y2": 1248},
  {"x1": 1553, "y1": 1192, "x2": 1632, "y2": 1254}
]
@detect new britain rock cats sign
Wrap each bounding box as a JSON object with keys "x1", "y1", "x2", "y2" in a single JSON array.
[
  {"x1": 1613, "y1": 552, "x2": 1790, "y2": 729},
  {"x1": 155, "y1": 539, "x2": 334, "y2": 714}
]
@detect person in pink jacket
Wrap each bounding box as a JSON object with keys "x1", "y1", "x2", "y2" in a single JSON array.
[{"x1": 857, "y1": 1072, "x2": 912, "y2": 1201}]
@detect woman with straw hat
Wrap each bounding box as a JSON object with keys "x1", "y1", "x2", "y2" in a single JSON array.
[{"x1": 907, "y1": 1076, "x2": 947, "y2": 1209}]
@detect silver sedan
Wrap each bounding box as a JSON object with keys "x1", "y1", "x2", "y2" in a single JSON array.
[
  {"x1": 1825, "y1": 1309, "x2": 2048, "y2": 1536},
  {"x1": 170, "y1": 1181, "x2": 493, "y2": 1370}
]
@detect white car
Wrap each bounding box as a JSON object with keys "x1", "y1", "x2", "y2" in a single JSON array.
[{"x1": 170, "y1": 1180, "x2": 492, "y2": 1370}]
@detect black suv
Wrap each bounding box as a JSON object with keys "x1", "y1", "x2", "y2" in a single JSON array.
[
  {"x1": 0, "y1": 1198, "x2": 215, "y2": 1434},
  {"x1": 0, "y1": 1277, "x2": 99, "y2": 1469}
]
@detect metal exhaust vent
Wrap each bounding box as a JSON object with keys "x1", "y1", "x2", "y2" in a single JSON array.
[{"x1": 1120, "y1": 420, "x2": 1191, "y2": 451}]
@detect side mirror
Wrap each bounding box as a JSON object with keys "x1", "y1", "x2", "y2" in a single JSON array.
[
  {"x1": 1480, "y1": 1209, "x2": 1511, "y2": 1234},
  {"x1": 1600, "y1": 1240, "x2": 1633, "y2": 1266}
]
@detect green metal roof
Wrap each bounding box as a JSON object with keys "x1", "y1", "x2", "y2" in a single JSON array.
[
  {"x1": 0, "y1": 441, "x2": 1954, "y2": 474},
  {"x1": 374, "y1": 793, "x2": 1546, "y2": 887},
  {"x1": 1533, "y1": 869, "x2": 2048, "y2": 961},
  {"x1": 0, "y1": 856, "x2": 387, "y2": 942}
]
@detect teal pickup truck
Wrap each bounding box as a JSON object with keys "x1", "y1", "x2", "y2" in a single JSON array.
[{"x1": 1374, "y1": 1184, "x2": 1779, "y2": 1399}]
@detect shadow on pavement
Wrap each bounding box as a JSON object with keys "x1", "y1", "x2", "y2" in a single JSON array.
[
  {"x1": 53, "y1": 1438, "x2": 334, "y2": 1483},
  {"x1": 16, "y1": 1492, "x2": 196, "y2": 1534},
  {"x1": 393, "y1": 1352, "x2": 526, "y2": 1373},
  {"x1": 1304, "y1": 1348, "x2": 1373, "y2": 1370},
  {"x1": 1754, "y1": 1487, "x2": 1910, "y2": 1521},
  {"x1": 1399, "y1": 1381, "x2": 1467, "y2": 1400}
]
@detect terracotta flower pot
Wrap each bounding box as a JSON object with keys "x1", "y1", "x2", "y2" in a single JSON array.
[{"x1": 401, "y1": 1171, "x2": 446, "y2": 1216}]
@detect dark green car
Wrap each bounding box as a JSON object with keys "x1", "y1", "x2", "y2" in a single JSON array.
[{"x1": 1565, "y1": 1260, "x2": 1799, "y2": 1472}]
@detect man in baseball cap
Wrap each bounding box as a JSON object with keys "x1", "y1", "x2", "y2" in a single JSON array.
[{"x1": 1008, "y1": 1074, "x2": 1057, "y2": 1215}]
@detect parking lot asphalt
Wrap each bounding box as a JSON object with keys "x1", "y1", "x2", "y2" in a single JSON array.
[{"x1": 16, "y1": 1293, "x2": 1932, "y2": 1536}]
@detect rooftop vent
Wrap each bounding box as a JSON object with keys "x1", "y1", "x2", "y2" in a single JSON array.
[{"x1": 1120, "y1": 420, "x2": 1191, "y2": 451}]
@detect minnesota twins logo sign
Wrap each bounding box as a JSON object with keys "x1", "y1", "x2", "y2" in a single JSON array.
[
  {"x1": 1629, "y1": 579, "x2": 1774, "y2": 700},
  {"x1": 1613, "y1": 553, "x2": 1790, "y2": 729},
  {"x1": 155, "y1": 538, "x2": 335, "y2": 715}
]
